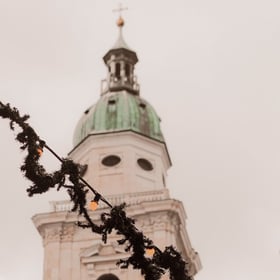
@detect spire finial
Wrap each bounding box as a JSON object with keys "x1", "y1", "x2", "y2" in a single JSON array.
[{"x1": 113, "y1": 3, "x2": 127, "y2": 27}]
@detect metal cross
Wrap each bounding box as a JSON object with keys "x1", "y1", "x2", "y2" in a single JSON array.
[{"x1": 112, "y1": 3, "x2": 128, "y2": 17}]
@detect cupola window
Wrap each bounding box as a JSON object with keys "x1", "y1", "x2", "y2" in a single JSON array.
[
  {"x1": 115, "y1": 63, "x2": 121, "y2": 79},
  {"x1": 125, "y1": 63, "x2": 130, "y2": 77},
  {"x1": 102, "y1": 155, "x2": 121, "y2": 167},
  {"x1": 137, "y1": 158, "x2": 153, "y2": 171}
]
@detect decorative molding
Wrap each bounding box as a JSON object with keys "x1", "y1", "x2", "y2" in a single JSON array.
[
  {"x1": 42, "y1": 223, "x2": 75, "y2": 245},
  {"x1": 44, "y1": 227, "x2": 62, "y2": 245},
  {"x1": 135, "y1": 211, "x2": 181, "y2": 234},
  {"x1": 61, "y1": 224, "x2": 75, "y2": 242},
  {"x1": 81, "y1": 242, "x2": 129, "y2": 278},
  {"x1": 80, "y1": 243, "x2": 101, "y2": 258}
]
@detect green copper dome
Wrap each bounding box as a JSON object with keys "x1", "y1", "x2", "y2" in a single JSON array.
[{"x1": 73, "y1": 91, "x2": 164, "y2": 147}]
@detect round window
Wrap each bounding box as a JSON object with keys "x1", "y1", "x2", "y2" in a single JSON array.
[
  {"x1": 102, "y1": 155, "x2": 121, "y2": 167},
  {"x1": 137, "y1": 158, "x2": 153, "y2": 171}
]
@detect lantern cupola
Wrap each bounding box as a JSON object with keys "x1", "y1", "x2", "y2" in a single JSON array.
[{"x1": 102, "y1": 16, "x2": 139, "y2": 95}]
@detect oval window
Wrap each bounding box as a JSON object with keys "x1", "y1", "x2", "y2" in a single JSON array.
[
  {"x1": 137, "y1": 158, "x2": 153, "y2": 171},
  {"x1": 102, "y1": 155, "x2": 121, "y2": 167}
]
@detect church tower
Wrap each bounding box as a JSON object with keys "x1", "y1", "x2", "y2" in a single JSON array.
[{"x1": 32, "y1": 15, "x2": 201, "y2": 280}]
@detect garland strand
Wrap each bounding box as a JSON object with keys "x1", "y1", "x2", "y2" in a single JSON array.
[{"x1": 0, "y1": 101, "x2": 192, "y2": 280}]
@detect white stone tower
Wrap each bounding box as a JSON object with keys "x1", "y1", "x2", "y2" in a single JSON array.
[{"x1": 32, "y1": 16, "x2": 201, "y2": 280}]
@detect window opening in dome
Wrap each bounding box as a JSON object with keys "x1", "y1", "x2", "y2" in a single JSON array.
[
  {"x1": 102, "y1": 155, "x2": 121, "y2": 167},
  {"x1": 84, "y1": 108, "x2": 90, "y2": 114},
  {"x1": 108, "y1": 99, "x2": 116, "y2": 105},
  {"x1": 137, "y1": 158, "x2": 153, "y2": 171},
  {"x1": 139, "y1": 103, "x2": 146, "y2": 109}
]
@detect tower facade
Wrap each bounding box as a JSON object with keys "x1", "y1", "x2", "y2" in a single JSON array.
[{"x1": 33, "y1": 18, "x2": 201, "y2": 280}]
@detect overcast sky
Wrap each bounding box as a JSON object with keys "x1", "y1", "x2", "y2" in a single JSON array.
[{"x1": 0, "y1": 0, "x2": 280, "y2": 279}]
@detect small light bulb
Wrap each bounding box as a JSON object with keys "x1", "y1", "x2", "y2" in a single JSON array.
[
  {"x1": 37, "y1": 148, "x2": 43, "y2": 156},
  {"x1": 146, "y1": 247, "x2": 155, "y2": 257},
  {"x1": 89, "y1": 200, "x2": 98, "y2": 211}
]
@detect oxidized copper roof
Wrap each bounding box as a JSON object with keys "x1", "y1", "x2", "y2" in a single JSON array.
[{"x1": 73, "y1": 91, "x2": 164, "y2": 147}]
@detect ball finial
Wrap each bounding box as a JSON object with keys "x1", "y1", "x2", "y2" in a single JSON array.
[{"x1": 117, "y1": 16, "x2": 125, "y2": 27}]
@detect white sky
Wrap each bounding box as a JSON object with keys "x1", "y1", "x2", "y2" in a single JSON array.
[{"x1": 0, "y1": 0, "x2": 280, "y2": 279}]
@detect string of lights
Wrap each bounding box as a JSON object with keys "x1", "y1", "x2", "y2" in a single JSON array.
[{"x1": 0, "y1": 101, "x2": 192, "y2": 280}]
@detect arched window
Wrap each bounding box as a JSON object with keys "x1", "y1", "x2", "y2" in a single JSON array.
[
  {"x1": 115, "y1": 63, "x2": 121, "y2": 79},
  {"x1": 97, "y1": 273, "x2": 120, "y2": 280},
  {"x1": 125, "y1": 63, "x2": 130, "y2": 78}
]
